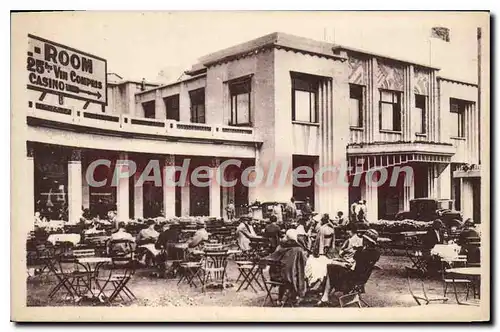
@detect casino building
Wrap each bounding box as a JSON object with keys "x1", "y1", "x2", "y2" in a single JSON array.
[{"x1": 22, "y1": 32, "x2": 482, "y2": 224}]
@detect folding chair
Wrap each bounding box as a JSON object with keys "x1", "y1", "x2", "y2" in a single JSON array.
[
  {"x1": 441, "y1": 256, "x2": 472, "y2": 298},
  {"x1": 177, "y1": 251, "x2": 203, "y2": 288},
  {"x1": 333, "y1": 262, "x2": 378, "y2": 308},
  {"x1": 31, "y1": 241, "x2": 57, "y2": 276},
  {"x1": 95, "y1": 241, "x2": 136, "y2": 303},
  {"x1": 404, "y1": 235, "x2": 428, "y2": 274},
  {"x1": 48, "y1": 252, "x2": 93, "y2": 301},
  {"x1": 451, "y1": 277, "x2": 480, "y2": 306},
  {"x1": 95, "y1": 256, "x2": 137, "y2": 303},
  {"x1": 339, "y1": 292, "x2": 363, "y2": 308},
  {"x1": 405, "y1": 267, "x2": 448, "y2": 305},
  {"x1": 260, "y1": 259, "x2": 294, "y2": 307}
]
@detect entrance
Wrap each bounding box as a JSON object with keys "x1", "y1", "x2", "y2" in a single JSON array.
[
  {"x1": 292, "y1": 155, "x2": 317, "y2": 210},
  {"x1": 190, "y1": 185, "x2": 209, "y2": 216}
]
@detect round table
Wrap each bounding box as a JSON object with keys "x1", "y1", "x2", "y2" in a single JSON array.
[{"x1": 446, "y1": 267, "x2": 481, "y2": 276}]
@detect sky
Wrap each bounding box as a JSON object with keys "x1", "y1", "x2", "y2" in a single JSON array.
[{"x1": 12, "y1": 11, "x2": 487, "y2": 84}]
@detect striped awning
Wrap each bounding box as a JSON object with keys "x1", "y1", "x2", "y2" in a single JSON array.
[{"x1": 347, "y1": 153, "x2": 452, "y2": 176}]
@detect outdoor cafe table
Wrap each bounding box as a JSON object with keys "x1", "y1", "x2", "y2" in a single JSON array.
[
  {"x1": 446, "y1": 267, "x2": 481, "y2": 277},
  {"x1": 76, "y1": 256, "x2": 113, "y2": 300},
  {"x1": 446, "y1": 267, "x2": 481, "y2": 298},
  {"x1": 47, "y1": 233, "x2": 81, "y2": 246},
  {"x1": 48, "y1": 255, "x2": 111, "y2": 302}
]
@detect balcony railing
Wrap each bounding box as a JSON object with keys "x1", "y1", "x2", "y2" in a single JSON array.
[{"x1": 27, "y1": 105, "x2": 259, "y2": 144}]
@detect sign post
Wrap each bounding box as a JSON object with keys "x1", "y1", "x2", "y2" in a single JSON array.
[{"x1": 27, "y1": 34, "x2": 107, "y2": 106}]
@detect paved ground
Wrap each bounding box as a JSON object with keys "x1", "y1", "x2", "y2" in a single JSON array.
[{"x1": 27, "y1": 254, "x2": 462, "y2": 307}]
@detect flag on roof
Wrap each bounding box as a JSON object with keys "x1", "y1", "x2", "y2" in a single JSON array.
[{"x1": 431, "y1": 27, "x2": 450, "y2": 42}]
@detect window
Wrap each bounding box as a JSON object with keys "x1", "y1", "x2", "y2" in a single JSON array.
[
  {"x1": 349, "y1": 84, "x2": 364, "y2": 127},
  {"x1": 230, "y1": 78, "x2": 251, "y2": 126},
  {"x1": 189, "y1": 88, "x2": 205, "y2": 123},
  {"x1": 164, "y1": 94, "x2": 180, "y2": 121},
  {"x1": 414, "y1": 94, "x2": 426, "y2": 134},
  {"x1": 142, "y1": 100, "x2": 155, "y2": 119},
  {"x1": 291, "y1": 73, "x2": 319, "y2": 123},
  {"x1": 450, "y1": 98, "x2": 466, "y2": 138},
  {"x1": 379, "y1": 90, "x2": 401, "y2": 131}
]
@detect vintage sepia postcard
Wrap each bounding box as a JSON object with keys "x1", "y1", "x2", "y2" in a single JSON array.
[{"x1": 10, "y1": 10, "x2": 490, "y2": 322}]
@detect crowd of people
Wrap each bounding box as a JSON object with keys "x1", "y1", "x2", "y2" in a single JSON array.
[{"x1": 31, "y1": 192, "x2": 481, "y2": 307}]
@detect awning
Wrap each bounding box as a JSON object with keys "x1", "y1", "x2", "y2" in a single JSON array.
[{"x1": 347, "y1": 153, "x2": 452, "y2": 176}]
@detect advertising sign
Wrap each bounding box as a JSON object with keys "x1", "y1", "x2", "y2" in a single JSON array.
[{"x1": 27, "y1": 34, "x2": 107, "y2": 105}]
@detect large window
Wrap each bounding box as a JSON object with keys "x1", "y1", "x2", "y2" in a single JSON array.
[
  {"x1": 230, "y1": 78, "x2": 251, "y2": 126},
  {"x1": 450, "y1": 98, "x2": 466, "y2": 138},
  {"x1": 379, "y1": 90, "x2": 402, "y2": 131},
  {"x1": 142, "y1": 100, "x2": 155, "y2": 119},
  {"x1": 349, "y1": 84, "x2": 364, "y2": 127},
  {"x1": 164, "y1": 94, "x2": 180, "y2": 121},
  {"x1": 189, "y1": 88, "x2": 205, "y2": 123},
  {"x1": 414, "y1": 94, "x2": 427, "y2": 134},
  {"x1": 291, "y1": 73, "x2": 319, "y2": 123}
]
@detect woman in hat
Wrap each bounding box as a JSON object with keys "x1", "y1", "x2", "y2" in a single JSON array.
[{"x1": 317, "y1": 228, "x2": 380, "y2": 306}]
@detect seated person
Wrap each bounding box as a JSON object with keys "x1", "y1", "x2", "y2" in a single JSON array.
[
  {"x1": 423, "y1": 219, "x2": 446, "y2": 250},
  {"x1": 263, "y1": 215, "x2": 281, "y2": 253},
  {"x1": 84, "y1": 220, "x2": 101, "y2": 235},
  {"x1": 154, "y1": 222, "x2": 183, "y2": 276},
  {"x1": 108, "y1": 222, "x2": 136, "y2": 256},
  {"x1": 339, "y1": 224, "x2": 363, "y2": 264},
  {"x1": 313, "y1": 214, "x2": 336, "y2": 256},
  {"x1": 318, "y1": 229, "x2": 380, "y2": 305},
  {"x1": 136, "y1": 219, "x2": 160, "y2": 244},
  {"x1": 263, "y1": 229, "x2": 308, "y2": 306},
  {"x1": 236, "y1": 215, "x2": 259, "y2": 252},
  {"x1": 156, "y1": 222, "x2": 181, "y2": 249},
  {"x1": 334, "y1": 211, "x2": 347, "y2": 226},
  {"x1": 457, "y1": 218, "x2": 480, "y2": 246},
  {"x1": 188, "y1": 220, "x2": 210, "y2": 249},
  {"x1": 457, "y1": 219, "x2": 480, "y2": 265}
]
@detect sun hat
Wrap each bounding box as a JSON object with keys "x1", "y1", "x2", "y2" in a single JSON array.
[{"x1": 362, "y1": 228, "x2": 379, "y2": 244}]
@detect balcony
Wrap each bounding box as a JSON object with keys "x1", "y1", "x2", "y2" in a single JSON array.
[{"x1": 26, "y1": 104, "x2": 261, "y2": 146}]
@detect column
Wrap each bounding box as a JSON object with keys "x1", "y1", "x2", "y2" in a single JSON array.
[
  {"x1": 402, "y1": 171, "x2": 415, "y2": 211},
  {"x1": 82, "y1": 160, "x2": 90, "y2": 210},
  {"x1": 221, "y1": 167, "x2": 236, "y2": 220},
  {"x1": 427, "y1": 164, "x2": 438, "y2": 198},
  {"x1": 181, "y1": 172, "x2": 190, "y2": 216},
  {"x1": 155, "y1": 90, "x2": 166, "y2": 120},
  {"x1": 68, "y1": 149, "x2": 83, "y2": 223},
  {"x1": 361, "y1": 180, "x2": 378, "y2": 222},
  {"x1": 116, "y1": 152, "x2": 130, "y2": 222},
  {"x1": 329, "y1": 70, "x2": 350, "y2": 216},
  {"x1": 461, "y1": 178, "x2": 474, "y2": 220},
  {"x1": 209, "y1": 158, "x2": 221, "y2": 218},
  {"x1": 27, "y1": 143, "x2": 35, "y2": 229},
  {"x1": 163, "y1": 155, "x2": 176, "y2": 218},
  {"x1": 133, "y1": 170, "x2": 143, "y2": 219},
  {"x1": 438, "y1": 164, "x2": 452, "y2": 199}
]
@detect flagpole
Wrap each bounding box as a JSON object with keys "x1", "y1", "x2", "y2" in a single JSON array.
[{"x1": 428, "y1": 38, "x2": 432, "y2": 67}]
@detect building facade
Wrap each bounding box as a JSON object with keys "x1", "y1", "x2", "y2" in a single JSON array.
[{"x1": 24, "y1": 32, "x2": 482, "y2": 224}]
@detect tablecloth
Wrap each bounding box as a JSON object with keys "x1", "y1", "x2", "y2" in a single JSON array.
[{"x1": 47, "y1": 233, "x2": 81, "y2": 246}]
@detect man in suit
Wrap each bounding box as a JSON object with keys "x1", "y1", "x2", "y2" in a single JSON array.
[{"x1": 423, "y1": 219, "x2": 445, "y2": 250}]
